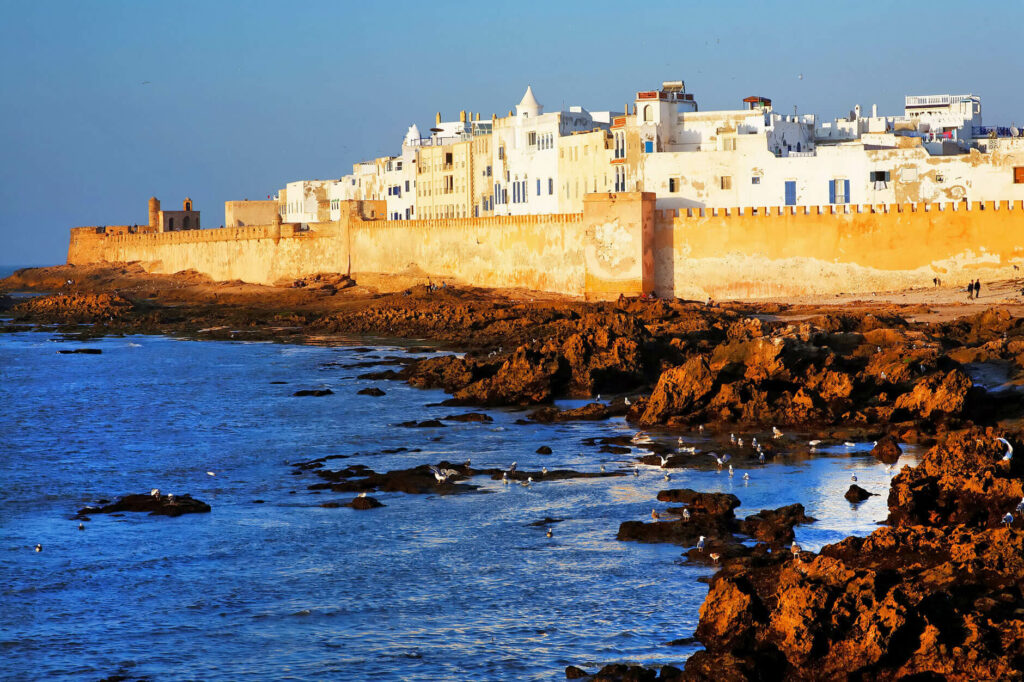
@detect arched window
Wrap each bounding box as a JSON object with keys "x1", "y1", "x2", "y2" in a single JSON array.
[
  {"x1": 183, "y1": 216, "x2": 190, "y2": 229},
  {"x1": 643, "y1": 105, "x2": 653, "y2": 122}
]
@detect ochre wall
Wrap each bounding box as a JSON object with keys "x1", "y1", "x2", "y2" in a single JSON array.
[
  {"x1": 225, "y1": 200, "x2": 279, "y2": 228},
  {"x1": 67, "y1": 195, "x2": 1024, "y2": 300},
  {"x1": 655, "y1": 201, "x2": 1024, "y2": 300},
  {"x1": 349, "y1": 213, "x2": 587, "y2": 294}
]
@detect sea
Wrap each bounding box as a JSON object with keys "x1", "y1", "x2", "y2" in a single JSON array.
[{"x1": 0, "y1": 281, "x2": 918, "y2": 680}]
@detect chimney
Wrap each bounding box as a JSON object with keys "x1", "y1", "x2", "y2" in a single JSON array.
[
  {"x1": 435, "y1": 112, "x2": 442, "y2": 125},
  {"x1": 460, "y1": 110, "x2": 466, "y2": 123}
]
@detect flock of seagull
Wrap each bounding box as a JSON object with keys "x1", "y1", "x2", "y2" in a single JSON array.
[{"x1": 32, "y1": 433, "x2": 1017, "y2": 556}]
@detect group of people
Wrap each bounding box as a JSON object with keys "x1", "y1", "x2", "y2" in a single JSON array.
[{"x1": 966, "y1": 279, "x2": 982, "y2": 300}]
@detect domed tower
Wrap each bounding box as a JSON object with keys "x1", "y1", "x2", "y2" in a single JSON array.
[
  {"x1": 148, "y1": 197, "x2": 160, "y2": 230},
  {"x1": 183, "y1": 197, "x2": 192, "y2": 211}
]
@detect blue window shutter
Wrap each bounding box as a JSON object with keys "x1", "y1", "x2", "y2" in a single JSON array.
[
  {"x1": 644, "y1": 140, "x2": 653, "y2": 153},
  {"x1": 829, "y1": 181, "x2": 835, "y2": 204},
  {"x1": 844, "y1": 180, "x2": 850, "y2": 204},
  {"x1": 785, "y1": 181, "x2": 796, "y2": 206}
]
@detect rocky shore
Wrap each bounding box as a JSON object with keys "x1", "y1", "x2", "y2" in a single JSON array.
[{"x1": 5, "y1": 263, "x2": 1024, "y2": 680}]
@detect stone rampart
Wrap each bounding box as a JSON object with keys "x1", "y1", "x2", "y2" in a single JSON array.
[
  {"x1": 67, "y1": 194, "x2": 1024, "y2": 300},
  {"x1": 654, "y1": 200, "x2": 1024, "y2": 300}
]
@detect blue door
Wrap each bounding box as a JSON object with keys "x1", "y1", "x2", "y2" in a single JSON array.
[{"x1": 784, "y1": 181, "x2": 796, "y2": 206}]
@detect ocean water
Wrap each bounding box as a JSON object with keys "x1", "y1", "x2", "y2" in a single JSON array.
[{"x1": 0, "y1": 331, "x2": 917, "y2": 681}]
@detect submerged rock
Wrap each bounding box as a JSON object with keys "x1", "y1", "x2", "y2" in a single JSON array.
[
  {"x1": 357, "y1": 387, "x2": 386, "y2": 396},
  {"x1": 293, "y1": 388, "x2": 333, "y2": 397},
  {"x1": 57, "y1": 348, "x2": 102, "y2": 355},
  {"x1": 77, "y1": 493, "x2": 210, "y2": 518},
  {"x1": 844, "y1": 484, "x2": 876, "y2": 503}
]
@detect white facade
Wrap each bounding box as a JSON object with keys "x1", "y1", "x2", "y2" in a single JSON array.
[{"x1": 273, "y1": 84, "x2": 1024, "y2": 224}]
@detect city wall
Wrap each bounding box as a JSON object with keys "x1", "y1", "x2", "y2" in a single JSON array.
[
  {"x1": 68, "y1": 194, "x2": 1024, "y2": 300},
  {"x1": 654, "y1": 200, "x2": 1024, "y2": 300},
  {"x1": 67, "y1": 194, "x2": 651, "y2": 298}
]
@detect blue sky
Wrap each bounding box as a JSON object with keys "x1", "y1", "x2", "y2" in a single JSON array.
[{"x1": 1, "y1": 0, "x2": 1020, "y2": 265}]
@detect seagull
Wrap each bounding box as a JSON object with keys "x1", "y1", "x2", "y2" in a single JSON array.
[
  {"x1": 728, "y1": 465, "x2": 734, "y2": 477},
  {"x1": 1016, "y1": 497, "x2": 1024, "y2": 514},
  {"x1": 524, "y1": 476, "x2": 533, "y2": 486},
  {"x1": 752, "y1": 437, "x2": 758, "y2": 448},
  {"x1": 358, "y1": 492, "x2": 367, "y2": 498},
  {"x1": 713, "y1": 453, "x2": 731, "y2": 467},
  {"x1": 624, "y1": 397, "x2": 631, "y2": 406},
  {"x1": 546, "y1": 528, "x2": 553, "y2": 538},
  {"x1": 206, "y1": 471, "x2": 216, "y2": 477},
  {"x1": 772, "y1": 426, "x2": 784, "y2": 439},
  {"x1": 429, "y1": 465, "x2": 460, "y2": 483},
  {"x1": 35, "y1": 544, "x2": 42, "y2": 552},
  {"x1": 758, "y1": 452, "x2": 766, "y2": 464},
  {"x1": 696, "y1": 536, "x2": 706, "y2": 551},
  {"x1": 844, "y1": 442, "x2": 856, "y2": 448},
  {"x1": 730, "y1": 433, "x2": 736, "y2": 444},
  {"x1": 502, "y1": 472, "x2": 509, "y2": 485},
  {"x1": 743, "y1": 473, "x2": 750, "y2": 481},
  {"x1": 659, "y1": 455, "x2": 670, "y2": 468},
  {"x1": 596, "y1": 394, "x2": 601, "y2": 401},
  {"x1": 541, "y1": 467, "x2": 548, "y2": 475},
  {"x1": 1002, "y1": 513, "x2": 1014, "y2": 527},
  {"x1": 880, "y1": 371, "x2": 887, "y2": 381},
  {"x1": 633, "y1": 467, "x2": 639, "y2": 477},
  {"x1": 167, "y1": 494, "x2": 175, "y2": 503},
  {"x1": 737, "y1": 437, "x2": 744, "y2": 448},
  {"x1": 508, "y1": 461, "x2": 517, "y2": 473},
  {"x1": 664, "y1": 473, "x2": 671, "y2": 481},
  {"x1": 851, "y1": 473, "x2": 858, "y2": 482},
  {"x1": 997, "y1": 437, "x2": 1014, "y2": 461},
  {"x1": 682, "y1": 508, "x2": 691, "y2": 521},
  {"x1": 791, "y1": 541, "x2": 801, "y2": 557},
  {"x1": 698, "y1": 424, "x2": 705, "y2": 434},
  {"x1": 678, "y1": 437, "x2": 684, "y2": 445},
  {"x1": 463, "y1": 459, "x2": 471, "y2": 468},
  {"x1": 150, "y1": 488, "x2": 160, "y2": 498},
  {"x1": 808, "y1": 439, "x2": 821, "y2": 447},
  {"x1": 709, "y1": 552, "x2": 721, "y2": 564},
  {"x1": 885, "y1": 464, "x2": 894, "y2": 474},
  {"x1": 678, "y1": 446, "x2": 696, "y2": 454},
  {"x1": 631, "y1": 431, "x2": 650, "y2": 444},
  {"x1": 78, "y1": 523, "x2": 85, "y2": 531},
  {"x1": 600, "y1": 464, "x2": 606, "y2": 473},
  {"x1": 651, "y1": 509, "x2": 660, "y2": 520}
]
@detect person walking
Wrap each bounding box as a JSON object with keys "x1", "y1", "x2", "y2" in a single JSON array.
[
  {"x1": 974, "y1": 279, "x2": 982, "y2": 299},
  {"x1": 967, "y1": 280, "x2": 974, "y2": 300}
]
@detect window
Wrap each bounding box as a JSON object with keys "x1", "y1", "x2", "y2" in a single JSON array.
[
  {"x1": 643, "y1": 104, "x2": 653, "y2": 122},
  {"x1": 405, "y1": 180, "x2": 410, "y2": 192},
  {"x1": 668, "y1": 178, "x2": 677, "y2": 192},
  {"x1": 536, "y1": 178, "x2": 541, "y2": 195},
  {"x1": 1015, "y1": 167, "x2": 1024, "y2": 184},
  {"x1": 935, "y1": 173, "x2": 945, "y2": 183},
  {"x1": 445, "y1": 153, "x2": 453, "y2": 166},
  {"x1": 528, "y1": 131, "x2": 537, "y2": 146},
  {"x1": 723, "y1": 138, "x2": 736, "y2": 151},
  {"x1": 869, "y1": 171, "x2": 891, "y2": 182},
  {"x1": 396, "y1": 162, "x2": 402, "y2": 170},
  {"x1": 751, "y1": 176, "x2": 761, "y2": 185},
  {"x1": 486, "y1": 165, "x2": 492, "y2": 177},
  {"x1": 720, "y1": 176, "x2": 732, "y2": 190},
  {"x1": 829, "y1": 179, "x2": 849, "y2": 204},
  {"x1": 498, "y1": 146, "x2": 504, "y2": 160}
]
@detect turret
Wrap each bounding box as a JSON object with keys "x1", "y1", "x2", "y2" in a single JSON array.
[
  {"x1": 183, "y1": 197, "x2": 192, "y2": 211},
  {"x1": 148, "y1": 197, "x2": 160, "y2": 229}
]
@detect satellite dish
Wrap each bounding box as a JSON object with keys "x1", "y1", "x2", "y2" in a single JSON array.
[{"x1": 1012, "y1": 126, "x2": 1020, "y2": 137}]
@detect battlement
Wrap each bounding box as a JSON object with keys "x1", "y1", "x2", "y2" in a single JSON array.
[{"x1": 655, "y1": 199, "x2": 1024, "y2": 223}]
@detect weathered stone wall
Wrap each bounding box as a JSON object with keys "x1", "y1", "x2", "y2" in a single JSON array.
[
  {"x1": 67, "y1": 194, "x2": 1024, "y2": 300},
  {"x1": 224, "y1": 200, "x2": 279, "y2": 227},
  {"x1": 654, "y1": 200, "x2": 1024, "y2": 300}
]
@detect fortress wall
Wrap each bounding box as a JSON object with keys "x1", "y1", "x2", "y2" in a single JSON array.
[
  {"x1": 68, "y1": 194, "x2": 1024, "y2": 300},
  {"x1": 654, "y1": 201, "x2": 1024, "y2": 300},
  {"x1": 349, "y1": 212, "x2": 588, "y2": 294}
]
